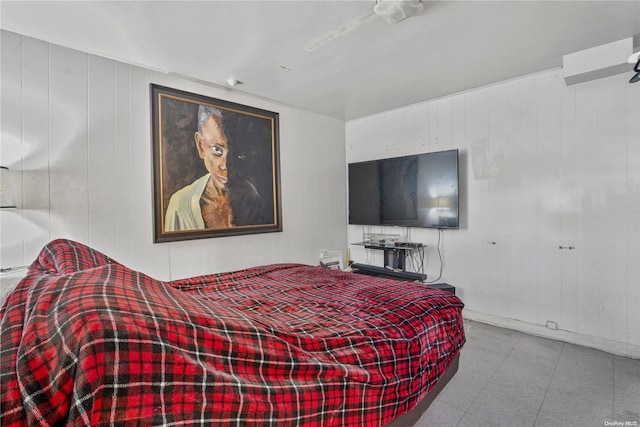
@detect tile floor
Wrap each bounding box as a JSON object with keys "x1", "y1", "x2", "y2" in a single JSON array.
[{"x1": 417, "y1": 320, "x2": 640, "y2": 427}]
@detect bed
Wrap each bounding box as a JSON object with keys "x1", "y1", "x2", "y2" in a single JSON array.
[{"x1": 0, "y1": 239, "x2": 465, "y2": 426}]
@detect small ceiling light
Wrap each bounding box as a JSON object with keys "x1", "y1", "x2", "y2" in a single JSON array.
[
  {"x1": 374, "y1": 0, "x2": 424, "y2": 24},
  {"x1": 227, "y1": 77, "x2": 243, "y2": 87},
  {"x1": 0, "y1": 166, "x2": 16, "y2": 209}
]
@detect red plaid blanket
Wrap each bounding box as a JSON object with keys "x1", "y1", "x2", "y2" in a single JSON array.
[{"x1": 1, "y1": 239, "x2": 465, "y2": 426}]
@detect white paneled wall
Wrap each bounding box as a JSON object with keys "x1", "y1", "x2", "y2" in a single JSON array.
[
  {"x1": 0, "y1": 31, "x2": 347, "y2": 295},
  {"x1": 347, "y1": 69, "x2": 640, "y2": 356},
  {"x1": 2, "y1": 29, "x2": 639, "y2": 357}
]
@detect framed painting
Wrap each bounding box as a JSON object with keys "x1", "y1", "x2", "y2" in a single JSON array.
[{"x1": 151, "y1": 84, "x2": 282, "y2": 243}]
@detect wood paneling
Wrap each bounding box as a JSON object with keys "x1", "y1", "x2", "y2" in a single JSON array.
[
  {"x1": 347, "y1": 68, "x2": 640, "y2": 349},
  {"x1": 0, "y1": 31, "x2": 347, "y2": 287}
]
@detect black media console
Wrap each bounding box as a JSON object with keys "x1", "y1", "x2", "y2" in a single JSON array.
[
  {"x1": 351, "y1": 241, "x2": 424, "y2": 271},
  {"x1": 349, "y1": 241, "x2": 456, "y2": 294},
  {"x1": 350, "y1": 262, "x2": 427, "y2": 281},
  {"x1": 350, "y1": 263, "x2": 456, "y2": 294},
  {"x1": 350, "y1": 241, "x2": 426, "y2": 281}
]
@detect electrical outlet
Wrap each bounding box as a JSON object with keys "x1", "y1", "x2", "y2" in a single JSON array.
[{"x1": 545, "y1": 320, "x2": 559, "y2": 330}]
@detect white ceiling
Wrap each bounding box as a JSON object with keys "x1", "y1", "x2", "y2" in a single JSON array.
[{"x1": 1, "y1": 1, "x2": 639, "y2": 121}]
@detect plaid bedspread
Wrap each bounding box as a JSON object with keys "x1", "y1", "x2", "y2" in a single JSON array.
[{"x1": 1, "y1": 239, "x2": 465, "y2": 426}]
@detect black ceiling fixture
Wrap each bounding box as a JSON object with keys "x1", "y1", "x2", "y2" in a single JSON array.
[{"x1": 629, "y1": 51, "x2": 640, "y2": 84}]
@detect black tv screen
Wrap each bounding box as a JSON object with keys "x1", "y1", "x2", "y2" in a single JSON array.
[{"x1": 348, "y1": 149, "x2": 459, "y2": 229}]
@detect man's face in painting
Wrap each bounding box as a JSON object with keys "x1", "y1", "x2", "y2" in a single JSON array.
[{"x1": 195, "y1": 114, "x2": 229, "y2": 192}]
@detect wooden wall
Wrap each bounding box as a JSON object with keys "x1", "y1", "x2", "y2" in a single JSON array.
[
  {"x1": 347, "y1": 69, "x2": 640, "y2": 356},
  {"x1": 0, "y1": 31, "x2": 347, "y2": 289}
]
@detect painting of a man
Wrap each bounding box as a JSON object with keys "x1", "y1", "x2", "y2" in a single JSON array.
[
  {"x1": 165, "y1": 106, "x2": 233, "y2": 231},
  {"x1": 151, "y1": 84, "x2": 281, "y2": 243}
]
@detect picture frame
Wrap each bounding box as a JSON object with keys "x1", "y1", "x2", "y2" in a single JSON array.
[{"x1": 151, "y1": 84, "x2": 282, "y2": 243}]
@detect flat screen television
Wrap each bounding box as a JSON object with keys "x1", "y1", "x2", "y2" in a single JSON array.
[{"x1": 348, "y1": 149, "x2": 459, "y2": 229}]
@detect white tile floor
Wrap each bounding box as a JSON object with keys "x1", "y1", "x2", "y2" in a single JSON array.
[{"x1": 417, "y1": 320, "x2": 640, "y2": 427}]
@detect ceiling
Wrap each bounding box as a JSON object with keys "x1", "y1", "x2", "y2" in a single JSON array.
[{"x1": 1, "y1": 1, "x2": 639, "y2": 121}]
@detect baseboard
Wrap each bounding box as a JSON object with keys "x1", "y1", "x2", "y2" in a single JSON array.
[{"x1": 463, "y1": 309, "x2": 640, "y2": 360}]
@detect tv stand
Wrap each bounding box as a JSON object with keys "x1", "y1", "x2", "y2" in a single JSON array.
[
  {"x1": 350, "y1": 263, "x2": 427, "y2": 281},
  {"x1": 350, "y1": 241, "x2": 426, "y2": 280},
  {"x1": 351, "y1": 241, "x2": 424, "y2": 270}
]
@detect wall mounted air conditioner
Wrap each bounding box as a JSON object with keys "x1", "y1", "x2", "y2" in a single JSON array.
[{"x1": 562, "y1": 38, "x2": 633, "y2": 85}]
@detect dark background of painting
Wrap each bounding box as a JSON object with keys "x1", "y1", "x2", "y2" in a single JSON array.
[{"x1": 160, "y1": 96, "x2": 276, "y2": 227}]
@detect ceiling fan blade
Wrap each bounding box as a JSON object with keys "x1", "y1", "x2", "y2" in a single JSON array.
[{"x1": 304, "y1": 11, "x2": 376, "y2": 52}]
